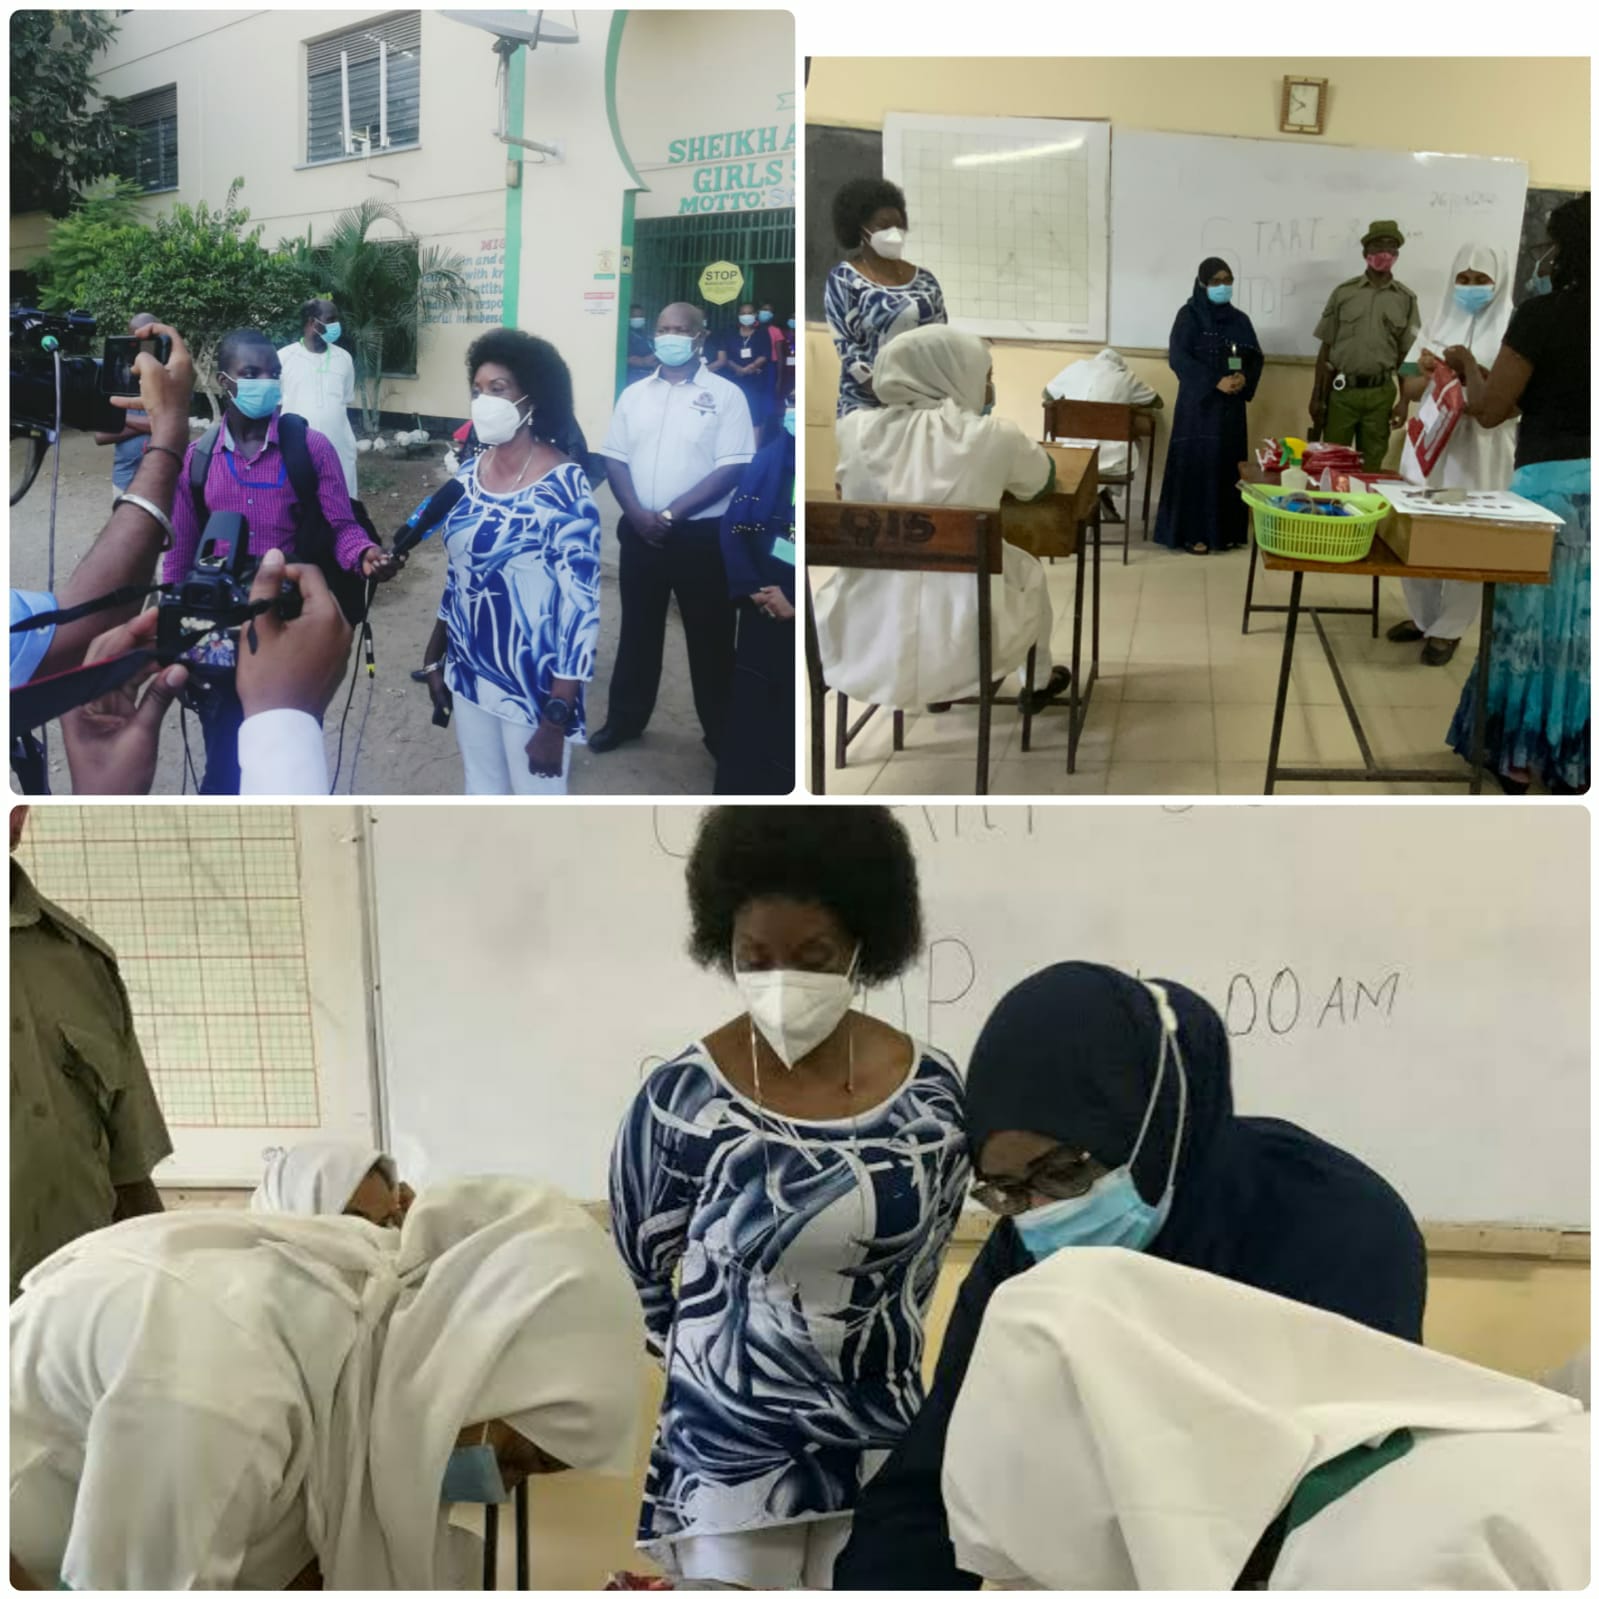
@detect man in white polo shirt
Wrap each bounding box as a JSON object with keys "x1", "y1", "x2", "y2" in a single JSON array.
[{"x1": 591, "y1": 302, "x2": 755, "y2": 758}]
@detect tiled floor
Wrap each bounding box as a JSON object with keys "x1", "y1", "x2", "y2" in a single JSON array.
[{"x1": 809, "y1": 535, "x2": 1485, "y2": 796}]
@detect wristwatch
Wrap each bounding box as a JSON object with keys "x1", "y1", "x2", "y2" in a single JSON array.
[
  {"x1": 659, "y1": 508, "x2": 675, "y2": 528},
  {"x1": 541, "y1": 698, "x2": 574, "y2": 729}
]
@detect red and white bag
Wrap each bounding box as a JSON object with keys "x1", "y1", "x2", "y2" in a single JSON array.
[{"x1": 1406, "y1": 363, "x2": 1466, "y2": 479}]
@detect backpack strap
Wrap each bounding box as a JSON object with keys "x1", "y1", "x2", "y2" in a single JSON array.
[
  {"x1": 189, "y1": 422, "x2": 222, "y2": 526},
  {"x1": 274, "y1": 412, "x2": 322, "y2": 520}
]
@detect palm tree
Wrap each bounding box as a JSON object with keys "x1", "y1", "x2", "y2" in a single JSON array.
[{"x1": 280, "y1": 199, "x2": 478, "y2": 436}]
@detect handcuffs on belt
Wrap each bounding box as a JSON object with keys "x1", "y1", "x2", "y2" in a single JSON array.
[{"x1": 1330, "y1": 369, "x2": 1394, "y2": 393}]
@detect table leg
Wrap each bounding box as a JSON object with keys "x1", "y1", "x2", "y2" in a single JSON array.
[
  {"x1": 1264, "y1": 572, "x2": 1303, "y2": 795},
  {"x1": 483, "y1": 1504, "x2": 499, "y2": 1590},
  {"x1": 1068, "y1": 528, "x2": 1088, "y2": 774},
  {"x1": 1242, "y1": 533, "x2": 1259, "y2": 635},
  {"x1": 1470, "y1": 581, "x2": 1494, "y2": 795},
  {"x1": 1371, "y1": 575, "x2": 1380, "y2": 639},
  {"x1": 515, "y1": 1481, "x2": 529, "y2": 1590},
  {"x1": 1092, "y1": 500, "x2": 1102, "y2": 668}
]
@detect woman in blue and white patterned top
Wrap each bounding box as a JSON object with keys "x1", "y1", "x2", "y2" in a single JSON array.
[
  {"x1": 610, "y1": 807, "x2": 970, "y2": 1591},
  {"x1": 825, "y1": 178, "x2": 948, "y2": 418},
  {"x1": 423, "y1": 330, "x2": 601, "y2": 795}
]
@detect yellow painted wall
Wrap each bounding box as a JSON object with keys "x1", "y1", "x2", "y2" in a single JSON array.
[
  {"x1": 161, "y1": 1188, "x2": 1587, "y2": 1587},
  {"x1": 803, "y1": 56, "x2": 1591, "y2": 494}
]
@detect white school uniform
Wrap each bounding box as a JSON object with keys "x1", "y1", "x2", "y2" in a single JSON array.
[{"x1": 1043, "y1": 347, "x2": 1159, "y2": 476}]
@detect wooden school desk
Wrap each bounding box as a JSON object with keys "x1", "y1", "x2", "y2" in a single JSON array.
[
  {"x1": 1256, "y1": 534, "x2": 1550, "y2": 796},
  {"x1": 1004, "y1": 444, "x2": 1102, "y2": 772}
]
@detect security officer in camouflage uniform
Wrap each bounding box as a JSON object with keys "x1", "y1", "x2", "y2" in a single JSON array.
[
  {"x1": 1309, "y1": 220, "x2": 1421, "y2": 472},
  {"x1": 9, "y1": 807, "x2": 171, "y2": 1300}
]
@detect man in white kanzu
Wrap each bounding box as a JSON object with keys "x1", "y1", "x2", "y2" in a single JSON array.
[
  {"x1": 592, "y1": 302, "x2": 756, "y2": 761},
  {"x1": 942, "y1": 1249, "x2": 1587, "y2": 1590},
  {"x1": 279, "y1": 298, "x2": 360, "y2": 498},
  {"x1": 816, "y1": 325, "x2": 1070, "y2": 714}
]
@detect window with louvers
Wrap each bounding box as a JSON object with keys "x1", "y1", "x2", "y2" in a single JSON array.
[
  {"x1": 306, "y1": 13, "x2": 421, "y2": 165},
  {"x1": 117, "y1": 85, "x2": 178, "y2": 192}
]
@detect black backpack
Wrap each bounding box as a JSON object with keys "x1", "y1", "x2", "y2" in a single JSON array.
[{"x1": 188, "y1": 413, "x2": 379, "y2": 625}]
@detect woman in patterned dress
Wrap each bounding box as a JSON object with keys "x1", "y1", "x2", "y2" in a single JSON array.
[
  {"x1": 609, "y1": 806, "x2": 970, "y2": 1590},
  {"x1": 422, "y1": 329, "x2": 602, "y2": 795},
  {"x1": 824, "y1": 178, "x2": 948, "y2": 419}
]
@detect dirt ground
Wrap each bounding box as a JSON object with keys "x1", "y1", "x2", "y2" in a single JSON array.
[{"x1": 10, "y1": 431, "x2": 718, "y2": 796}]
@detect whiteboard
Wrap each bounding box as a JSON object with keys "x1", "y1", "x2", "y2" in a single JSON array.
[
  {"x1": 885, "y1": 113, "x2": 1110, "y2": 341},
  {"x1": 1109, "y1": 130, "x2": 1528, "y2": 356},
  {"x1": 371, "y1": 806, "x2": 1588, "y2": 1229},
  {"x1": 16, "y1": 806, "x2": 376, "y2": 1185}
]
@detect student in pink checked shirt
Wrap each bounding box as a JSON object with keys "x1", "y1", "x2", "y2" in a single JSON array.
[{"x1": 164, "y1": 328, "x2": 396, "y2": 792}]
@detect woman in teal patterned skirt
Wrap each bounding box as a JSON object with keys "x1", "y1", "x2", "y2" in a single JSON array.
[{"x1": 1446, "y1": 194, "x2": 1590, "y2": 793}]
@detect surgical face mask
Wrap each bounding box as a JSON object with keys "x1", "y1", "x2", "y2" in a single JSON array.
[
  {"x1": 758, "y1": 309, "x2": 774, "y2": 323},
  {"x1": 1012, "y1": 982, "x2": 1188, "y2": 1263},
  {"x1": 1206, "y1": 283, "x2": 1233, "y2": 305},
  {"x1": 782, "y1": 407, "x2": 796, "y2": 437},
  {"x1": 226, "y1": 375, "x2": 281, "y2": 419},
  {"x1": 629, "y1": 315, "x2": 646, "y2": 330},
  {"x1": 787, "y1": 318, "x2": 796, "y2": 330},
  {"x1": 1528, "y1": 257, "x2": 1555, "y2": 297},
  {"x1": 318, "y1": 320, "x2": 342, "y2": 344},
  {"x1": 735, "y1": 947, "x2": 860, "y2": 1069},
  {"x1": 739, "y1": 313, "x2": 757, "y2": 328},
  {"x1": 867, "y1": 226, "x2": 906, "y2": 260},
  {"x1": 654, "y1": 333, "x2": 698, "y2": 367},
  {"x1": 1453, "y1": 284, "x2": 1495, "y2": 315},
  {"x1": 471, "y1": 392, "x2": 532, "y2": 447},
  {"x1": 441, "y1": 1425, "x2": 509, "y2": 1504},
  {"x1": 1365, "y1": 251, "x2": 1398, "y2": 274}
]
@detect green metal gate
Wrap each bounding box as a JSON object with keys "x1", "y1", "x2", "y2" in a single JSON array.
[{"x1": 630, "y1": 208, "x2": 796, "y2": 338}]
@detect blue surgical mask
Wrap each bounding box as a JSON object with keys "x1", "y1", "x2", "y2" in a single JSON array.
[
  {"x1": 758, "y1": 309, "x2": 773, "y2": 323},
  {"x1": 1012, "y1": 982, "x2": 1188, "y2": 1263},
  {"x1": 227, "y1": 376, "x2": 281, "y2": 419},
  {"x1": 738, "y1": 313, "x2": 757, "y2": 328},
  {"x1": 787, "y1": 318, "x2": 796, "y2": 330},
  {"x1": 1453, "y1": 284, "x2": 1495, "y2": 315},
  {"x1": 629, "y1": 316, "x2": 646, "y2": 330},
  {"x1": 1528, "y1": 266, "x2": 1554, "y2": 297},
  {"x1": 654, "y1": 334, "x2": 697, "y2": 367},
  {"x1": 782, "y1": 407, "x2": 796, "y2": 436},
  {"x1": 441, "y1": 1432, "x2": 509, "y2": 1504},
  {"x1": 319, "y1": 320, "x2": 342, "y2": 344},
  {"x1": 1206, "y1": 284, "x2": 1233, "y2": 305}
]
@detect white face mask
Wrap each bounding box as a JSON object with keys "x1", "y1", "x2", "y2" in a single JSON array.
[
  {"x1": 735, "y1": 948, "x2": 860, "y2": 1069},
  {"x1": 868, "y1": 227, "x2": 906, "y2": 260},
  {"x1": 471, "y1": 392, "x2": 531, "y2": 447}
]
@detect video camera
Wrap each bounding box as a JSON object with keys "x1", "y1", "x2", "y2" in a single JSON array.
[
  {"x1": 10, "y1": 306, "x2": 125, "y2": 435},
  {"x1": 155, "y1": 511, "x2": 302, "y2": 659}
]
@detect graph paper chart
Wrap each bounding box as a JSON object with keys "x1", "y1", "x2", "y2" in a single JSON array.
[
  {"x1": 15, "y1": 807, "x2": 374, "y2": 1182},
  {"x1": 884, "y1": 114, "x2": 1111, "y2": 343}
]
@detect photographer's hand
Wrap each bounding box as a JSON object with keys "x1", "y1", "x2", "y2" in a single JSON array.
[
  {"x1": 60, "y1": 610, "x2": 188, "y2": 796},
  {"x1": 236, "y1": 549, "x2": 354, "y2": 721},
  {"x1": 115, "y1": 322, "x2": 195, "y2": 453}
]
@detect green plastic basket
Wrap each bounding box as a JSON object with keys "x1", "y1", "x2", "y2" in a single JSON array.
[{"x1": 1239, "y1": 484, "x2": 1390, "y2": 564}]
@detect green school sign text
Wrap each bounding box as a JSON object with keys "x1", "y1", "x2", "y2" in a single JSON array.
[{"x1": 667, "y1": 123, "x2": 797, "y2": 214}]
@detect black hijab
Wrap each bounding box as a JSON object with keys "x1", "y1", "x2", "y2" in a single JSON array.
[
  {"x1": 965, "y1": 961, "x2": 1426, "y2": 1341},
  {"x1": 1188, "y1": 255, "x2": 1259, "y2": 346}
]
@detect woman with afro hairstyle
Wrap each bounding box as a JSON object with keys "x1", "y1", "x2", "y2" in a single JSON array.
[
  {"x1": 608, "y1": 805, "x2": 969, "y2": 1590},
  {"x1": 824, "y1": 177, "x2": 948, "y2": 419},
  {"x1": 422, "y1": 328, "x2": 603, "y2": 794}
]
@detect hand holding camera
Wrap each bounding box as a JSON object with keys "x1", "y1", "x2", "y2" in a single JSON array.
[
  {"x1": 235, "y1": 549, "x2": 354, "y2": 721},
  {"x1": 108, "y1": 323, "x2": 195, "y2": 455}
]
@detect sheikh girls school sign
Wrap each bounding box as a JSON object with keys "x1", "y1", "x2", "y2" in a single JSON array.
[{"x1": 666, "y1": 122, "x2": 796, "y2": 214}]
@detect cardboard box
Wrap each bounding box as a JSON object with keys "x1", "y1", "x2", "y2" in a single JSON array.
[{"x1": 1383, "y1": 510, "x2": 1554, "y2": 577}]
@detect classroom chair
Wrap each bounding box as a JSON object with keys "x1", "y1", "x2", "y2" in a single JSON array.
[
  {"x1": 1043, "y1": 398, "x2": 1151, "y2": 563},
  {"x1": 481, "y1": 1481, "x2": 530, "y2": 1589},
  {"x1": 804, "y1": 500, "x2": 1039, "y2": 796}
]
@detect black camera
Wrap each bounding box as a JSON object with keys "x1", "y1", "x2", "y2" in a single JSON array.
[
  {"x1": 155, "y1": 511, "x2": 301, "y2": 659},
  {"x1": 10, "y1": 306, "x2": 125, "y2": 435}
]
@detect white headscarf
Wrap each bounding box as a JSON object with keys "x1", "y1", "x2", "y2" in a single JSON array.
[
  {"x1": 17, "y1": 1179, "x2": 643, "y2": 1590},
  {"x1": 943, "y1": 1249, "x2": 1583, "y2": 1591},
  {"x1": 1408, "y1": 240, "x2": 1513, "y2": 370},
  {"x1": 250, "y1": 1140, "x2": 397, "y2": 1218}
]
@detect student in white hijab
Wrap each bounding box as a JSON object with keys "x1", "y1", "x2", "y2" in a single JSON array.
[
  {"x1": 9, "y1": 1178, "x2": 642, "y2": 1590},
  {"x1": 1389, "y1": 242, "x2": 1519, "y2": 665},
  {"x1": 816, "y1": 324, "x2": 1070, "y2": 712},
  {"x1": 251, "y1": 1139, "x2": 413, "y2": 1228},
  {"x1": 1043, "y1": 347, "x2": 1161, "y2": 478},
  {"x1": 942, "y1": 1248, "x2": 1587, "y2": 1591}
]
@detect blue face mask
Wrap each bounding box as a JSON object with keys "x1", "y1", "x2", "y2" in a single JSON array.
[
  {"x1": 654, "y1": 334, "x2": 697, "y2": 367},
  {"x1": 319, "y1": 320, "x2": 342, "y2": 344},
  {"x1": 441, "y1": 1435, "x2": 509, "y2": 1504},
  {"x1": 758, "y1": 309, "x2": 774, "y2": 323},
  {"x1": 1528, "y1": 265, "x2": 1554, "y2": 297},
  {"x1": 787, "y1": 318, "x2": 796, "y2": 330},
  {"x1": 782, "y1": 407, "x2": 796, "y2": 436},
  {"x1": 1453, "y1": 284, "x2": 1495, "y2": 315},
  {"x1": 629, "y1": 316, "x2": 646, "y2": 330},
  {"x1": 1012, "y1": 982, "x2": 1188, "y2": 1264},
  {"x1": 227, "y1": 376, "x2": 282, "y2": 419},
  {"x1": 1206, "y1": 284, "x2": 1233, "y2": 305}
]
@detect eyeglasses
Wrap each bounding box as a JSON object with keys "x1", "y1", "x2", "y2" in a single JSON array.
[{"x1": 971, "y1": 1148, "x2": 1098, "y2": 1217}]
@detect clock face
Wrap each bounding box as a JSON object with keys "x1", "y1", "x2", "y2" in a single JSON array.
[{"x1": 1287, "y1": 82, "x2": 1320, "y2": 127}]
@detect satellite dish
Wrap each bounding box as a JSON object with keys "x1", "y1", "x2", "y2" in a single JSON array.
[{"x1": 441, "y1": 10, "x2": 579, "y2": 47}]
